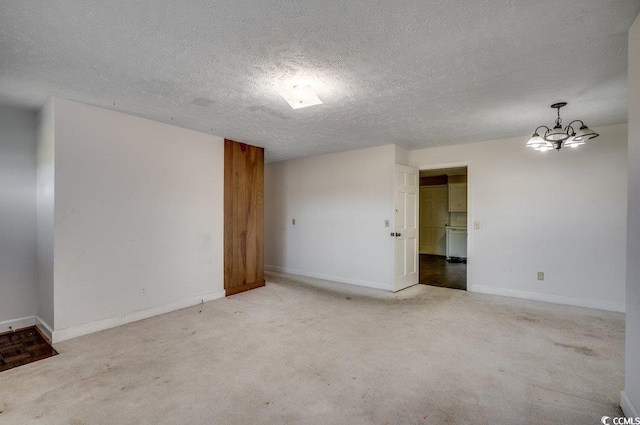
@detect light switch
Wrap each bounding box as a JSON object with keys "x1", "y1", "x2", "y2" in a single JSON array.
[
  {"x1": 385, "y1": 220, "x2": 390, "y2": 227},
  {"x1": 292, "y1": 219, "x2": 296, "y2": 225},
  {"x1": 474, "y1": 221, "x2": 480, "y2": 229}
]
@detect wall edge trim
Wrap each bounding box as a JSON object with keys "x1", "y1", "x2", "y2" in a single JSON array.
[
  {"x1": 35, "y1": 316, "x2": 54, "y2": 341},
  {"x1": 265, "y1": 265, "x2": 394, "y2": 292},
  {"x1": 469, "y1": 285, "x2": 625, "y2": 313},
  {"x1": 51, "y1": 290, "x2": 225, "y2": 343},
  {"x1": 0, "y1": 316, "x2": 37, "y2": 333},
  {"x1": 621, "y1": 391, "x2": 639, "y2": 418}
]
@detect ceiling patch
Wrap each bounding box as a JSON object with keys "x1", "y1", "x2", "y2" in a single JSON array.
[{"x1": 192, "y1": 98, "x2": 215, "y2": 107}]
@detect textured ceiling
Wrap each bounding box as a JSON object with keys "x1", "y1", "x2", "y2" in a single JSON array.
[{"x1": 1, "y1": 1, "x2": 639, "y2": 162}]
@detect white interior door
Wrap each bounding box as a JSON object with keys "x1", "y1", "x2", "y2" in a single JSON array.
[{"x1": 394, "y1": 164, "x2": 419, "y2": 292}]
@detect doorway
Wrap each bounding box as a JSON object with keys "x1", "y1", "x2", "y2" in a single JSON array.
[{"x1": 418, "y1": 166, "x2": 468, "y2": 290}]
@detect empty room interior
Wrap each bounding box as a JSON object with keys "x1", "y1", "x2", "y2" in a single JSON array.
[{"x1": 1, "y1": 1, "x2": 640, "y2": 424}]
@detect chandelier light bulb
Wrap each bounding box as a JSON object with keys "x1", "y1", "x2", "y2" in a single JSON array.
[
  {"x1": 526, "y1": 133, "x2": 546, "y2": 148},
  {"x1": 574, "y1": 125, "x2": 598, "y2": 140}
]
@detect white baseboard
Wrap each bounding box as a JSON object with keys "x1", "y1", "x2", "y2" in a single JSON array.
[
  {"x1": 265, "y1": 265, "x2": 394, "y2": 292},
  {"x1": 621, "y1": 391, "x2": 639, "y2": 418},
  {"x1": 51, "y1": 290, "x2": 226, "y2": 343},
  {"x1": 0, "y1": 315, "x2": 37, "y2": 333},
  {"x1": 35, "y1": 316, "x2": 54, "y2": 342},
  {"x1": 469, "y1": 285, "x2": 625, "y2": 313}
]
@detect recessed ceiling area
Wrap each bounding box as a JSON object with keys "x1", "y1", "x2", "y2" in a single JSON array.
[{"x1": 0, "y1": 1, "x2": 638, "y2": 162}]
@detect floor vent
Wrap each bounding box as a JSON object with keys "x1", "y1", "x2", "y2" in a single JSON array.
[{"x1": 0, "y1": 326, "x2": 57, "y2": 372}]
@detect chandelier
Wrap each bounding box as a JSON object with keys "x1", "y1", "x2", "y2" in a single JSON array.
[{"x1": 526, "y1": 102, "x2": 599, "y2": 151}]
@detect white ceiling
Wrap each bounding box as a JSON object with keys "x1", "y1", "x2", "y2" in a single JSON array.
[{"x1": 1, "y1": 1, "x2": 638, "y2": 162}]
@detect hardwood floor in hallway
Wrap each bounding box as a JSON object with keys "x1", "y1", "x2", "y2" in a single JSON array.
[{"x1": 419, "y1": 254, "x2": 466, "y2": 290}]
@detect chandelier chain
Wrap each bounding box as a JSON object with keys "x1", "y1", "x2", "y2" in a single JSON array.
[{"x1": 556, "y1": 107, "x2": 562, "y2": 126}]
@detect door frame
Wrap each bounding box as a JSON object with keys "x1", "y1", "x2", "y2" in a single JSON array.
[{"x1": 416, "y1": 161, "x2": 472, "y2": 290}]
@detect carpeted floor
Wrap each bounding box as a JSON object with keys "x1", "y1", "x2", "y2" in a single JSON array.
[{"x1": 0, "y1": 272, "x2": 624, "y2": 424}]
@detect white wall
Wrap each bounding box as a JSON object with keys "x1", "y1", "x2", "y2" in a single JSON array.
[
  {"x1": 265, "y1": 144, "x2": 397, "y2": 291},
  {"x1": 36, "y1": 99, "x2": 56, "y2": 332},
  {"x1": 409, "y1": 123, "x2": 628, "y2": 312},
  {"x1": 0, "y1": 105, "x2": 38, "y2": 331},
  {"x1": 395, "y1": 144, "x2": 410, "y2": 166},
  {"x1": 623, "y1": 13, "x2": 640, "y2": 418},
  {"x1": 49, "y1": 98, "x2": 225, "y2": 341}
]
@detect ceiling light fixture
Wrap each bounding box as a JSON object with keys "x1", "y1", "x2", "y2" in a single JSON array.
[
  {"x1": 280, "y1": 84, "x2": 323, "y2": 109},
  {"x1": 526, "y1": 102, "x2": 598, "y2": 152}
]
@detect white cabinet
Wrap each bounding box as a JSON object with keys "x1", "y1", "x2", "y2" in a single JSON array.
[
  {"x1": 448, "y1": 183, "x2": 467, "y2": 212},
  {"x1": 446, "y1": 228, "x2": 467, "y2": 260}
]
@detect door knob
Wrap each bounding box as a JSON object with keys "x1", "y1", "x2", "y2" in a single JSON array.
[{"x1": 396, "y1": 232, "x2": 402, "y2": 237}]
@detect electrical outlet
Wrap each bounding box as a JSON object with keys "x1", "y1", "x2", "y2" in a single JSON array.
[
  {"x1": 537, "y1": 272, "x2": 544, "y2": 281},
  {"x1": 139, "y1": 287, "x2": 147, "y2": 297},
  {"x1": 474, "y1": 221, "x2": 480, "y2": 229},
  {"x1": 385, "y1": 220, "x2": 390, "y2": 227}
]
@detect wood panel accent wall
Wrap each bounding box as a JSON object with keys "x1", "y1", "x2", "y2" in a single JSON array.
[{"x1": 224, "y1": 139, "x2": 265, "y2": 296}]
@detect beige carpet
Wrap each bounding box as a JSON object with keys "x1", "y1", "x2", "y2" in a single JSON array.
[{"x1": 0, "y1": 272, "x2": 625, "y2": 424}]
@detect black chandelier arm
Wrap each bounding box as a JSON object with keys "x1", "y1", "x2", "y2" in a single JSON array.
[
  {"x1": 534, "y1": 125, "x2": 550, "y2": 135},
  {"x1": 565, "y1": 120, "x2": 585, "y2": 135},
  {"x1": 566, "y1": 120, "x2": 584, "y2": 129}
]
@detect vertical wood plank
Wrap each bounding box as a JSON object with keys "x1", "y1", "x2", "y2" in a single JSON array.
[
  {"x1": 256, "y1": 147, "x2": 265, "y2": 282},
  {"x1": 224, "y1": 140, "x2": 234, "y2": 292},
  {"x1": 224, "y1": 139, "x2": 265, "y2": 296},
  {"x1": 234, "y1": 142, "x2": 247, "y2": 286},
  {"x1": 245, "y1": 146, "x2": 257, "y2": 284}
]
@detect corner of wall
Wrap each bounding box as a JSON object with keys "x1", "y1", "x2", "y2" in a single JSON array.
[
  {"x1": 624, "y1": 11, "x2": 640, "y2": 419},
  {"x1": 621, "y1": 390, "x2": 639, "y2": 418},
  {"x1": 35, "y1": 315, "x2": 54, "y2": 342},
  {"x1": 35, "y1": 97, "x2": 56, "y2": 329},
  {"x1": 394, "y1": 144, "x2": 410, "y2": 166}
]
